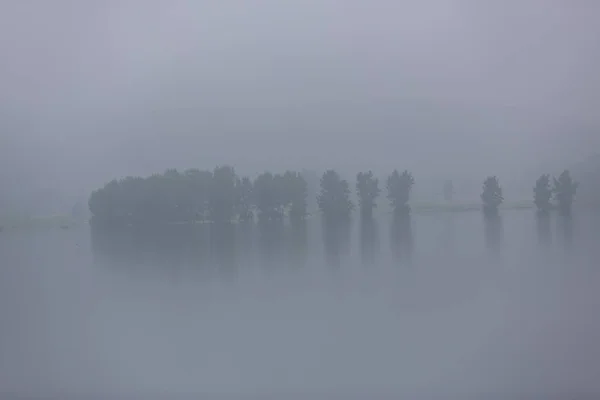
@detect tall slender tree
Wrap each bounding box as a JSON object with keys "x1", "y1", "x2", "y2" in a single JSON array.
[
  {"x1": 317, "y1": 170, "x2": 354, "y2": 221},
  {"x1": 236, "y1": 176, "x2": 254, "y2": 222},
  {"x1": 356, "y1": 171, "x2": 380, "y2": 219},
  {"x1": 481, "y1": 176, "x2": 503, "y2": 216},
  {"x1": 209, "y1": 165, "x2": 237, "y2": 223},
  {"x1": 553, "y1": 169, "x2": 578, "y2": 216},
  {"x1": 533, "y1": 174, "x2": 552, "y2": 215},
  {"x1": 254, "y1": 172, "x2": 285, "y2": 221},
  {"x1": 283, "y1": 171, "x2": 308, "y2": 222},
  {"x1": 386, "y1": 170, "x2": 414, "y2": 215}
]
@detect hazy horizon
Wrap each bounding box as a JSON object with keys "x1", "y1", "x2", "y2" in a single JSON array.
[
  {"x1": 1, "y1": 3, "x2": 600, "y2": 396},
  {"x1": 1, "y1": 1, "x2": 599, "y2": 215}
]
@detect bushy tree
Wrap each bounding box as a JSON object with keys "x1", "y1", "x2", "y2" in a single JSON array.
[
  {"x1": 386, "y1": 170, "x2": 414, "y2": 215},
  {"x1": 163, "y1": 169, "x2": 194, "y2": 222},
  {"x1": 533, "y1": 174, "x2": 552, "y2": 215},
  {"x1": 317, "y1": 170, "x2": 354, "y2": 221},
  {"x1": 283, "y1": 171, "x2": 308, "y2": 222},
  {"x1": 185, "y1": 168, "x2": 213, "y2": 221},
  {"x1": 253, "y1": 172, "x2": 285, "y2": 221},
  {"x1": 236, "y1": 176, "x2": 254, "y2": 222},
  {"x1": 356, "y1": 171, "x2": 380, "y2": 218},
  {"x1": 208, "y1": 165, "x2": 237, "y2": 223},
  {"x1": 553, "y1": 169, "x2": 578, "y2": 216},
  {"x1": 481, "y1": 176, "x2": 503, "y2": 216}
]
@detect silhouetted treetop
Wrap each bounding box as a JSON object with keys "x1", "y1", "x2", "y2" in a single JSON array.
[
  {"x1": 356, "y1": 171, "x2": 380, "y2": 219},
  {"x1": 317, "y1": 170, "x2": 354, "y2": 222},
  {"x1": 553, "y1": 169, "x2": 578, "y2": 216},
  {"x1": 386, "y1": 170, "x2": 414, "y2": 215},
  {"x1": 481, "y1": 176, "x2": 503, "y2": 216}
]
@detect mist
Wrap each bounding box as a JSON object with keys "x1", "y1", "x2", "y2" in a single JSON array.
[
  {"x1": 2, "y1": 1, "x2": 600, "y2": 398},
  {"x1": 1, "y1": 1, "x2": 599, "y2": 213}
]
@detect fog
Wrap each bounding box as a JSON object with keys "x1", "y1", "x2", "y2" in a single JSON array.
[
  {"x1": 2, "y1": 1, "x2": 600, "y2": 398},
  {"x1": 1, "y1": 1, "x2": 599, "y2": 213}
]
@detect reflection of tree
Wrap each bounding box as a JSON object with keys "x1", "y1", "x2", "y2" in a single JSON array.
[
  {"x1": 483, "y1": 214, "x2": 503, "y2": 258},
  {"x1": 536, "y1": 213, "x2": 552, "y2": 247},
  {"x1": 210, "y1": 222, "x2": 237, "y2": 282},
  {"x1": 557, "y1": 215, "x2": 574, "y2": 253},
  {"x1": 288, "y1": 219, "x2": 308, "y2": 269},
  {"x1": 390, "y1": 213, "x2": 413, "y2": 264},
  {"x1": 359, "y1": 216, "x2": 379, "y2": 267},
  {"x1": 257, "y1": 218, "x2": 285, "y2": 272},
  {"x1": 235, "y1": 219, "x2": 255, "y2": 268},
  {"x1": 90, "y1": 222, "x2": 135, "y2": 268},
  {"x1": 90, "y1": 222, "x2": 211, "y2": 279},
  {"x1": 322, "y1": 217, "x2": 351, "y2": 269}
]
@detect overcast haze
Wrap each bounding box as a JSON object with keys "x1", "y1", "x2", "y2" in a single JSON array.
[
  {"x1": 1, "y1": 1, "x2": 599, "y2": 212},
  {"x1": 2, "y1": 2, "x2": 600, "y2": 398}
]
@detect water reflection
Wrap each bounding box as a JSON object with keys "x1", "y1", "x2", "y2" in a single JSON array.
[
  {"x1": 359, "y1": 216, "x2": 379, "y2": 267},
  {"x1": 322, "y1": 217, "x2": 352, "y2": 269},
  {"x1": 7, "y1": 208, "x2": 600, "y2": 397},
  {"x1": 209, "y1": 222, "x2": 237, "y2": 282},
  {"x1": 257, "y1": 218, "x2": 286, "y2": 273},
  {"x1": 483, "y1": 214, "x2": 503, "y2": 259},
  {"x1": 91, "y1": 222, "x2": 213, "y2": 279},
  {"x1": 89, "y1": 209, "x2": 584, "y2": 281},
  {"x1": 288, "y1": 219, "x2": 308, "y2": 269},
  {"x1": 536, "y1": 212, "x2": 552, "y2": 247},
  {"x1": 556, "y1": 215, "x2": 574, "y2": 253},
  {"x1": 390, "y1": 213, "x2": 413, "y2": 264},
  {"x1": 236, "y1": 220, "x2": 255, "y2": 271}
]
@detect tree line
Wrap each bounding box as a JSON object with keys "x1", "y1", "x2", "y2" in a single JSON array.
[
  {"x1": 481, "y1": 170, "x2": 577, "y2": 217},
  {"x1": 88, "y1": 166, "x2": 579, "y2": 225}
]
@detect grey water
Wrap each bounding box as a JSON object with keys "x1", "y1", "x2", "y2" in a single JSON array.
[{"x1": 1, "y1": 209, "x2": 600, "y2": 398}]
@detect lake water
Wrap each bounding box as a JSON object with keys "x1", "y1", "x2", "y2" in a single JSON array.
[{"x1": 1, "y1": 209, "x2": 600, "y2": 398}]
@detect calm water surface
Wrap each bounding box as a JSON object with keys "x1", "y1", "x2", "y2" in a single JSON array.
[{"x1": 1, "y1": 209, "x2": 599, "y2": 397}]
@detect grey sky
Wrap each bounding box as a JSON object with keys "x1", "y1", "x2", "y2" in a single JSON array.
[{"x1": 1, "y1": 1, "x2": 599, "y2": 212}]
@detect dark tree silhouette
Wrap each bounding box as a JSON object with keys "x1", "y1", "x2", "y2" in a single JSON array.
[
  {"x1": 356, "y1": 171, "x2": 381, "y2": 219},
  {"x1": 553, "y1": 169, "x2": 578, "y2": 216},
  {"x1": 283, "y1": 171, "x2": 308, "y2": 222},
  {"x1": 236, "y1": 176, "x2": 254, "y2": 222},
  {"x1": 253, "y1": 172, "x2": 285, "y2": 222},
  {"x1": 208, "y1": 165, "x2": 237, "y2": 224},
  {"x1": 533, "y1": 174, "x2": 552, "y2": 215},
  {"x1": 185, "y1": 168, "x2": 212, "y2": 221},
  {"x1": 481, "y1": 176, "x2": 503, "y2": 216},
  {"x1": 317, "y1": 170, "x2": 354, "y2": 222},
  {"x1": 386, "y1": 170, "x2": 414, "y2": 216},
  {"x1": 301, "y1": 169, "x2": 320, "y2": 213}
]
